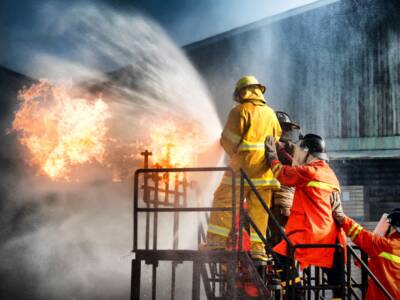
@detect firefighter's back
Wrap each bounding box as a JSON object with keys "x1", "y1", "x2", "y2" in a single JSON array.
[{"x1": 229, "y1": 100, "x2": 281, "y2": 188}]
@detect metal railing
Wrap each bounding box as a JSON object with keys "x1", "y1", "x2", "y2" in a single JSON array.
[
  {"x1": 133, "y1": 167, "x2": 237, "y2": 252},
  {"x1": 237, "y1": 168, "x2": 393, "y2": 300},
  {"x1": 131, "y1": 165, "x2": 393, "y2": 300},
  {"x1": 238, "y1": 169, "x2": 348, "y2": 299},
  {"x1": 346, "y1": 245, "x2": 393, "y2": 300},
  {"x1": 132, "y1": 166, "x2": 239, "y2": 300}
]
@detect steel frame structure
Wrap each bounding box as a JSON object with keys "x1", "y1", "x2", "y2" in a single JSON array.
[{"x1": 130, "y1": 160, "x2": 393, "y2": 300}]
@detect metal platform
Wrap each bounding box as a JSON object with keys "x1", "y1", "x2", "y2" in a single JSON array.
[{"x1": 130, "y1": 151, "x2": 393, "y2": 300}]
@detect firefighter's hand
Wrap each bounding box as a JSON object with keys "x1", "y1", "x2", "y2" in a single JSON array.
[
  {"x1": 285, "y1": 141, "x2": 296, "y2": 156},
  {"x1": 331, "y1": 192, "x2": 346, "y2": 225},
  {"x1": 265, "y1": 136, "x2": 278, "y2": 165}
]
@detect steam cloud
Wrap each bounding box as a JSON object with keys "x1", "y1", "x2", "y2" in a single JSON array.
[{"x1": 1, "y1": 2, "x2": 222, "y2": 299}]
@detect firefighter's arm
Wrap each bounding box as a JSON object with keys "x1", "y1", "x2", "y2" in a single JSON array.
[
  {"x1": 220, "y1": 108, "x2": 246, "y2": 156},
  {"x1": 342, "y1": 217, "x2": 392, "y2": 258},
  {"x1": 274, "y1": 185, "x2": 294, "y2": 216},
  {"x1": 270, "y1": 160, "x2": 312, "y2": 187}
]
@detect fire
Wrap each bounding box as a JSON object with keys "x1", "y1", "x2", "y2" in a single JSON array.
[
  {"x1": 11, "y1": 80, "x2": 111, "y2": 181},
  {"x1": 10, "y1": 81, "x2": 211, "y2": 183},
  {"x1": 149, "y1": 120, "x2": 201, "y2": 168}
]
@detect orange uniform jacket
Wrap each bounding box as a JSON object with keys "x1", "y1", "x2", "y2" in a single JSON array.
[
  {"x1": 342, "y1": 217, "x2": 400, "y2": 300},
  {"x1": 271, "y1": 159, "x2": 346, "y2": 269}
]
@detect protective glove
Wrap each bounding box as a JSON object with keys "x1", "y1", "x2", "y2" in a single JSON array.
[
  {"x1": 265, "y1": 136, "x2": 278, "y2": 166},
  {"x1": 330, "y1": 191, "x2": 346, "y2": 225},
  {"x1": 285, "y1": 141, "x2": 296, "y2": 156},
  {"x1": 277, "y1": 142, "x2": 294, "y2": 165}
]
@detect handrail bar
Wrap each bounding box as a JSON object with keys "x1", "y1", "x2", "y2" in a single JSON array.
[
  {"x1": 239, "y1": 169, "x2": 296, "y2": 297},
  {"x1": 133, "y1": 167, "x2": 235, "y2": 252},
  {"x1": 239, "y1": 169, "x2": 293, "y2": 248},
  {"x1": 347, "y1": 245, "x2": 393, "y2": 300}
]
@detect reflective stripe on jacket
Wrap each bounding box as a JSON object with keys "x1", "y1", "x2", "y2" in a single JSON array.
[
  {"x1": 220, "y1": 99, "x2": 281, "y2": 188},
  {"x1": 342, "y1": 217, "x2": 400, "y2": 300},
  {"x1": 272, "y1": 159, "x2": 347, "y2": 269}
]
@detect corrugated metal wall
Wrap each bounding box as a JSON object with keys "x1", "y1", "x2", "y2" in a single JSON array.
[
  {"x1": 285, "y1": 5, "x2": 400, "y2": 139},
  {"x1": 186, "y1": 0, "x2": 400, "y2": 140}
]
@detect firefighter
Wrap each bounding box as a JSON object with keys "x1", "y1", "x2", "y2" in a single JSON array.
[
  {"x1": 205, "y1": 75, "x2": 282, "y2": 261},
  {"x1": 268, "y1": 111, "x2": 301, "y2": 247},
  {"x1": 333, "y1": 208, "x2": 400, "y2": 299},
  {"x1": 265, "y1": 134, "x2": 347, "y2": 299}
]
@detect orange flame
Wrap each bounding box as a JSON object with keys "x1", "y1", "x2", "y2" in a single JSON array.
[
  {"x1": 147, "y1": 119, "x2": 204, "y2": 184},
  {"x1": 10, "y1": 81, "x2": 211, "y2": 183},
  {"x1": 11, "y1": 80, "x2": 111, "y2": 181},
  {"x1": 149, "y1": 120, "x2": 201, "y2": 168}
]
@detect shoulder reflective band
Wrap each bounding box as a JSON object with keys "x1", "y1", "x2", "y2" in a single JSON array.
[
  {"x1": 238, "y1": 140, "x2": 265, "y2": 151},
  {"x1": 207, "y1": 224, "x2": 230, "y2": 237},
  {"x1": 347, "y1": 223, "x2": 363, "y2": 241},
  {"x1": 307, "y1": 181, "x2": 340, "y2": 192},
  {"x1": 379, "y1": 252, "x2": 400, "y2": 264},
  {"x1": 222, "y1": 129, "x2": 241, "y2": 145},
  {"x1": 271, "y1": 163, "x2": 283, "y2": 177}
]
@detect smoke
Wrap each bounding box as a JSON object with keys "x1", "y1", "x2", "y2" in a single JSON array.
[{"x1": 1, "y1": 1, "x2": 223, "y2": 299}]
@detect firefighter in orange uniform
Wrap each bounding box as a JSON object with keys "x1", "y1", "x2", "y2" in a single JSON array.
[
  {"x1": 205, "y1": 75, "x2": 281, "y2": 261},
  {"x1": 334, "y1": 208, "x2": 400, "y2": 300},
  {"x1": 265, "y1": 134, "x2": 346, "y2": 299}
]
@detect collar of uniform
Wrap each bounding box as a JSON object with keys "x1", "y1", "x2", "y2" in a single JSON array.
[
  {"x1": 241, "y1": 98, "x2": 266, "y2": 105},
  {"x1": 306, "y1": 159, "x2": 326, "y2": 167},
  {"x1": 390, "y1": 230, "x2": 400, "y2": 237}
]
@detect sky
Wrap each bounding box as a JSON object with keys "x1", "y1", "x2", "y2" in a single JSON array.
[{"x1": 0, "y1": 0, "x2": 319, "y2": 76}]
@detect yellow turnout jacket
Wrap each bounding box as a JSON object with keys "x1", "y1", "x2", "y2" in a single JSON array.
[{"x1": 221, "y1": 96, "x2": 281, "y2": 188}]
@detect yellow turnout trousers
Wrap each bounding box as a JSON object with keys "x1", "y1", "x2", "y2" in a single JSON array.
[{"x1": 207, "y1": 180, "x2": 272, "y2": 253}]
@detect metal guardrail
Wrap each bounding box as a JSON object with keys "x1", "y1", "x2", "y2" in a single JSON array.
[
  {"x1": 132, "y1": 167, "x2": 240, "y2": 300},
  {"x1": 131, "y1": 166, "x2": 393, "y2": 300},
  {"x1": 133, "y1": 167, "x2": 237, "y2": 252},
  {"x1": 238, "y1": 169, "x2": 347, "y2": 299},
  {"x1": 238, "y1": 168, "x2": 393, "y2": 300},
  {"x1": 347, "y1": 245, "x2": 393, "y2": 300}
]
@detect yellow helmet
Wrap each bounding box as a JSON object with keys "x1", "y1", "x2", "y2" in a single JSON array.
[{"x1": 234, "y1": 75, "x2": 266, "y2": 94}]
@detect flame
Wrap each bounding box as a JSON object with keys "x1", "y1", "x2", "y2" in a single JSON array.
[
  {"x1": 148, "y1": 119, "x2": 204, "y2": 184},
  {"x1": 149, "y1": 120, "x2": 200, "y2": 168},
  {"x1": 11, "y1": 80, "x2": 111, "y2": 181},
  {"x1": 10, "y1": 81, "x2": 212, "y2": 183}
]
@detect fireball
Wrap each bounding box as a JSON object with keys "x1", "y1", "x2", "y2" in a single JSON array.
[
  {"x1": 11, "y1": 80, "x2": 111, "y2": 181},
  {"x1": 10, "y1": 81, "x2": 211, "y2": 183}
]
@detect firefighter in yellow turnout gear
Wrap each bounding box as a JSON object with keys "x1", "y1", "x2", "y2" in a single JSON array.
[{"x1": 206, "y1": 75, "x2": 282, "y2": 260}]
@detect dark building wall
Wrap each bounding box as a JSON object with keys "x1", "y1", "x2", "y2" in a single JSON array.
[
  {"x1": 0, "y1": 67, "x2": 35, "y2": 167},
  {"x1": 0, "y1": 67, "x2": 35, "y2": 128},
  {"x1": 331, "y1": 158, "x2": 400, "y2": 220},
  {"x1": 185, "y1": 0, "x2": 400, "y2": 140}
]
